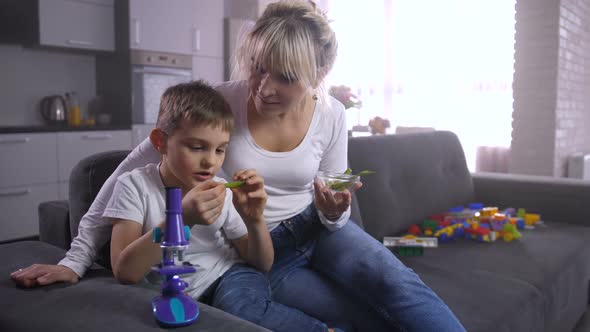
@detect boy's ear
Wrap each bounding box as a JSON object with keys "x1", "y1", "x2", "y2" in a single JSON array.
[{"x1": 149, "y1": 128, "x2": 167, "y2": 154}]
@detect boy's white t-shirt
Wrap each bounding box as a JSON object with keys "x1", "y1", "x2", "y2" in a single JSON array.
[{"x1": 102, "y1": 163, "x2": 247, "y2": 299}]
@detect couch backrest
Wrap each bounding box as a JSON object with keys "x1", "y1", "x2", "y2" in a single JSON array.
[
  {"x1": 348, "y1": 131, "x2": 474, "y2": 241},
  {"x1": 69, "y1": 150, "x2": 130, "y2": 269}
]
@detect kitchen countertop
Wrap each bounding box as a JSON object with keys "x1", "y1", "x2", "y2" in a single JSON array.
[{"x1": 0, "y1": 124, "x2": 131, "y2": 134}]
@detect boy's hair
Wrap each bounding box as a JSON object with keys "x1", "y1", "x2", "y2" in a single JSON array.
[{"x1": 156, "y1": 80, "x2": 233, "y2": 134}]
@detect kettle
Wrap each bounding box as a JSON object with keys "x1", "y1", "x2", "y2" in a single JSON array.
[{"x1": 40, "y1": 95, "x2": 67, "y2": 125}]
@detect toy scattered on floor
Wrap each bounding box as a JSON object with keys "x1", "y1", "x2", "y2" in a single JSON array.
[
  {"x1": 383, "y1": 235, "x2": 438, "y2": 256},
  {"x1": 392, "y1": 204, "x2": 543, "y2": 252},
  {"x1": 151, "y1": 187, "x2": 199, "y2": 327}
]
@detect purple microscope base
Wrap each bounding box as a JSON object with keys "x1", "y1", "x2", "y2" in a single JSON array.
[{"x1": 152, "y1": 293, "x2": 199, "y2": 327}]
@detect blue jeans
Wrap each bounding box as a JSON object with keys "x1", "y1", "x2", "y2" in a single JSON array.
[
  {"x1": 203, "y1": 263, "x2": 334, "y2": 332},
  {"x1": 269, "y1": 205, "x2": 466, "y2": 332}
]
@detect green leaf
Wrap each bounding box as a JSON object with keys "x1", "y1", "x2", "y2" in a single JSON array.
[
  {"x1": 356, "y1": 170, "x2": 376, "y2": 176},
  {"x1": 344, "y1": 168, "x2": 353, "y2": 174},
  {"x1": 224, "y1": 180, "x2": 245, "y2": 188}
]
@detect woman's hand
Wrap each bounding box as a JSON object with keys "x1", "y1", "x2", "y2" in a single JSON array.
[
  {"x1": 230, "y1": 169, "x2": 267, "y2": 225},
  {"x1": 313, "y1": 177, "x2": 362, "y2": 220},
  {"x1": 182, "y1": 180, "x2": 226, "y2": 226},
  {"x1": 10, "y1": 264, "x2": 79, "y2": 288}
]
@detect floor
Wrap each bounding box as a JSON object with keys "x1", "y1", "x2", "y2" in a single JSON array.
[{"x1": 573, "y1": 307, "x2": 590, "y2": 332}]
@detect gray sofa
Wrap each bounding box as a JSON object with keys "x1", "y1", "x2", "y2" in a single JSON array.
[
  {"x1": 348, "y1": 131, "x2": 590, "y2": 332},
  {"x1": 1, "y1": 130, "x2": 589, "y2": 331}
]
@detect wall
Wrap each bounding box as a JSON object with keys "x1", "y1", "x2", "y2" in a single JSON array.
[
  {"x1": 510, "y1": 0, "x2": 560, "y2": 176},
  {"x1": 554, "y1": 0, "x2": 590, "y2": 176},
  {"x1": 0, "y1": 45, "x2": 96, "y2": 127},
  {"x1": 511, "y1": 0, "x2": 590, "y2": 177}
]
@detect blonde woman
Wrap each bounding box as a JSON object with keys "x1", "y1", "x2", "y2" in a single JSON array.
[{"x1": 12, "y1": 1, "x2": 465, "y2": 331}]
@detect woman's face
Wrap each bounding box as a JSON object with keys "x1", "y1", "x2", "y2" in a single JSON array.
[{"x1": 248, "y1": 63, "x2": 310, "y2": 117}]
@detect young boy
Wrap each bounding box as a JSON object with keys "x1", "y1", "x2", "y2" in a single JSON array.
[
  {"x1": 103, "y1": 81, "x2": 335, "y2": 332},
  {"x1": 104, "y1": 80, "x2": 275, "y2": 310}
]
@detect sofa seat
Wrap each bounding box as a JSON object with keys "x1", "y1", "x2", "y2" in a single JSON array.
[
  {"x1": 0, "y1": 241, "x2": 269, "y2": 332},
  {"x1": 399, "y1": 221, "x2": 590, "y2": 332}
]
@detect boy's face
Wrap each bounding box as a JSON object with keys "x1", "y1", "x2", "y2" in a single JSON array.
[{"x1": 157, "y1": 118, "x2": 230, "y2": 190}]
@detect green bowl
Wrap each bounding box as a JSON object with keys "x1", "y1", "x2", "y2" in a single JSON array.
[{"x1": 317, "y1": 171, "x2": 360, "y2": 192}]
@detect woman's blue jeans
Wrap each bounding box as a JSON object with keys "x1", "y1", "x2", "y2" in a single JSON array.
[{"x1": 268, "y1": 205, "x2": 466, "y2": 332}]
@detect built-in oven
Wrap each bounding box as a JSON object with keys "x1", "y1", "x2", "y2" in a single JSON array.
[{"x1": 131, "y1": 50, "x2": 193, "y2": 124}]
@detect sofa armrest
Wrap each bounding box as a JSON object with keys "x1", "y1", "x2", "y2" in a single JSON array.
[
  {"x1": 472, "y1": 172, "x2": 590, "y2": 227},
  {"x1": 38, "y1": 200, "x2": 71, "y2": 250}
]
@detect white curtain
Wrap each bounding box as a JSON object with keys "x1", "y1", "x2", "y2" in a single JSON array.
[{"x1": 324, "y1": 0, "x2": 516, "y2": 171}]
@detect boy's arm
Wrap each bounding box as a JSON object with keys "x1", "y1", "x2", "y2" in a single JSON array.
[
  {"x1": 231, "y1": 219, "x2": 273, "y2": 272},
  {"x1": 228, "y1": 170, "x2": 273, "y2": 272},
  {"x1": 110, "y1": 218, "x2": 163, "y2": 284}
]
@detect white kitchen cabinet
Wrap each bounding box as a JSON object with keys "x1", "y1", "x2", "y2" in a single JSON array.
[
  {"x1": 129, "y1": 0, "x2": 223, "y2": 60},
  {"x1": 0, "y1": 132, "x2": 59, "y2": 242},
  {"x1": 191, "y1": 0, "x2": 224, "y2": 58},
  {"x1": 192, "y1": 56, "x2": 224, "y2": 84},
  {"x1": 0, "y1": 130, "x2": 131, "y2": 242},
  {"x1": 0, "y1": 0, "x2": 115, "y2": 52},
  {"x1": 0, "y1": 133, "x2": 58, "y2": 188},
  {"x1": 57, "y1": 130, "x2": 132, "y2": 183},
  {"x1": 0, "y1": 183, "x2": 59, "y2": 241},
  {"x1": 39, "y1": 0, "x2": 115, "y2": 51},
  {"x1": 129, "y1": 0, "x2": 193, "y2": 55}
]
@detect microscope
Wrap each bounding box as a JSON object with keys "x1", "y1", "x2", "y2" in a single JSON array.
[{"x1": 151, "y1": 187, "x2": 199, "y2": 327}]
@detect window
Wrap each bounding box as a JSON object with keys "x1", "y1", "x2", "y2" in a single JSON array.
[{"x1": 325, "y1": 0, "x2": 516, "y2": 171}]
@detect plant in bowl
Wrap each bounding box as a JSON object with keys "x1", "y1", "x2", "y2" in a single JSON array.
[{"x1": 317, "y1": 169, "x2": 375, "y2": 192}]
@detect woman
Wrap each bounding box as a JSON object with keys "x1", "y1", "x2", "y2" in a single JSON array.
[{"x1": 12, "y1": 1, "x2": 465, "y2": 331}]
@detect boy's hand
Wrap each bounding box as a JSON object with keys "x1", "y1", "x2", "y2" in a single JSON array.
[
  {"x1": 182, "y1": 180, "x2": 226, "y2": 226},
  {"x1": 230, "y1": 169, "x2": 267, "y2": 225},
  {"x1": 10, "y1": 264, "x2": 79, "y2": 288}
]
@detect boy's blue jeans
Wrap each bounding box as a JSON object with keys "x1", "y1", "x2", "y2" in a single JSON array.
[
  {"x1": 267, "y1": 204, "x2": 467, "y2": 332},
  {"x1": 204, "y1": 263, "x2": 333, "y2": 332}
]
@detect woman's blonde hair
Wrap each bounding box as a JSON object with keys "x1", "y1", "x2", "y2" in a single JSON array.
[{"x1": 232, "y1": 0, "x2": 337, "y2": 103}]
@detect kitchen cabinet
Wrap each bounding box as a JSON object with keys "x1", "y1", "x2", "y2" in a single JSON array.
[
  {"x1": 191, "y1": 0, "x2": 224, "y2": 83},
  {"x1": 0, "y1": 133, "x2": 58, "y2": 188},
  {"x1": 129, "y1": 0, "x2": 223, "y2": 59},
  {"x1": 0, "y1": 133, "x2": 58, "y2": 241},
  {"x1": 0, "y1": 130, "x2": 131, "y2": 242},
  {"x1": 191, "y1": 0, "x2": 224, "y2": 58},
  {"x1": 129, "y1": 0, "x2": 194, "y2": 55},
  {"x1": 57, "y1": 130, "x2": 132, "y2": 199},
  {"x1": 192, "y1": 56, "x2": 224, "y2": 84},
  {"x1": 1, "y1": 183, "x2": 59, "y2": 241},
  {"x1": 0, "y1": 0, "x2": 115, "y2": 52}
]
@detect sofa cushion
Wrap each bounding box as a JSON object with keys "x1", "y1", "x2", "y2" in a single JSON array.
[
  {"x1": 348, "y1": 131, "x2": 474, "y2": 240},
  {"x1": 38, "y1": 200, "x2": 70, "y2": 250},
  {"x1": 399, "y1": 221, "x2": 590, "y2": 332},
  {"x1": 1, "y1": 241, "x2": 269, "y2": 332},
  {"x1": 68, "y1": 150, "x2": 130, "y2": 269}
]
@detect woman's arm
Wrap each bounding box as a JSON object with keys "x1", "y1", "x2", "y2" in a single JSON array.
[
  {"x1": 61, "y1": 138, "x2": 161, "y2": 276},
  {"x1": 11, "y1": 138, "x2": 160, "y2": 288},
  {"x1": 110, "y1": 219, "x2": 163, "y2": 284},
  {"x1": 315, "y1": 99, "x2": 352, "y2": 230}
]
